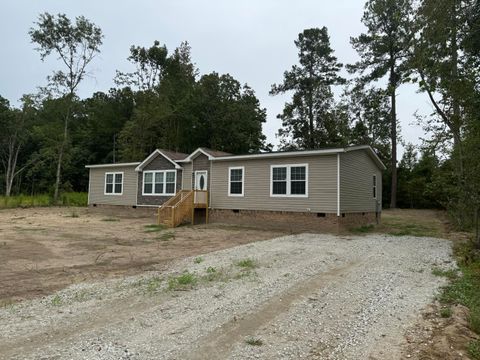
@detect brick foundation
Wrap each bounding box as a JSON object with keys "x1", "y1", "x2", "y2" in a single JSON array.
[
  {"x1": 209, "y1": 209, "x2": 379, "y2": 233},
  {"x1": 88, "y1": 204, "x2": 158, "y2": 219}
]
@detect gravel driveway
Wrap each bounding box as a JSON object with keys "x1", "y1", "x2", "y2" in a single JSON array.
[{"x1": 0, "y1": 233, "x2": 453, "y2": 360}]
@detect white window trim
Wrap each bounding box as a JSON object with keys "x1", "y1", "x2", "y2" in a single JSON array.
[
  {"x1": 142, "y1": 170, "x2": 177, "y2": 196},
  {"x1": 104, "y1": 172, "x2": 124, "y2": 196},
  {"x1": 270, "y1": 164, "x2": 309, "y2": 198},
  {"x1": 373, "y1": 174, "x2": 377, "y2": 199},
  {"x1": 228, "y1": 166, "x2": 245, "y2": 197}
]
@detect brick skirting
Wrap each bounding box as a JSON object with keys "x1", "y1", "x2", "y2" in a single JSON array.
[{"x1": 209, "y1": 209, "x2": 379, "y2": 233}]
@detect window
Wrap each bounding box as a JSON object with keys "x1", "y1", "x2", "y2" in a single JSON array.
[
  {"x1": 228, "y1": 167, "x2": 244, "y2": 196},
  {"x1": 270, "y1": 164, "x2": 308, "y2": 197},
  {"x1": 373, "y1": 174, "x2": 377, "y2": 199},
  {"x1": 143, "y1": 170, "x2": 176, "y2": 196},
  {"x1": 105, "y1": 172, "x2": 123, "y2": 195}
]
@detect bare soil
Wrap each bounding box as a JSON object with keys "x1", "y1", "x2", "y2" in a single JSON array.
[{"x1": 0, "y1": 206, "x2": 283, "y2": 304}]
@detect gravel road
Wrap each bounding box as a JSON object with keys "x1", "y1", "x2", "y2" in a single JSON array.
[{"x1": 0, "y1": 233, "x2": 453, "y2": 360}]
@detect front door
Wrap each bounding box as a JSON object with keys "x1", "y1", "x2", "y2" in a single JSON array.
[
  {"x1": 194, "y1": 171, "x2": 208, "y2": 205},
  {"x1": 194, "y1": 171, "x2": 208, "y2": 191}
]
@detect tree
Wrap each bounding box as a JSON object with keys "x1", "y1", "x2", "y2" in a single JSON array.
[
  {"x1": 115, "y1": 40, "x2": 169, "y2": 91},
  {"x1": 270, "y1": 27, "x2": 345, "y2": 150},
  {"x1": 188, "y1": 72, "x2": 270, "y2": 154},
  {"x1": 343, "y1": 86, "x2": 391, "y2": 162},
  {"x1": 349, "y1": 0, "x2": 414, "y2": 208},
  {"x1": 29, "y1": 13, "x2": 103, "y2": 201}
]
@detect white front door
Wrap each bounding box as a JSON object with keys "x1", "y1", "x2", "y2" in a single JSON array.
[
  {"x1": 194, "y1": 171, "x2": 208, "y2": 191},
  {"x1": 194, "y1": 171, "x2": 208, "y2": 204}
]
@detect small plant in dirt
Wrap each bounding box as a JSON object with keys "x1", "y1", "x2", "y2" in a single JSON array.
[
  {"x1": 51, "y1": 295, "x2": 62, "y2": 306},
  {"x1": 432, "y1": 267, "x2": 458, "y2": 279},
  {"x1": 194, "y1": 257, "x2": 204, "y2": 264},
  {"x1": 235, "y1": 258, "x2": 256, "y2": 269},
  {"x1": 102, "y1": 217, "x2": 120, "y2": 222},
  {"x1": 439, "y1": 307, "x2": 452, "y2": 318},
  {"x1": 144, "y1": 224, "x2": 166, "y2": 233},
  {"x1": 469, "y1": 339, "x2": 480, "y2": 359},
  {"x1": 68, "y1": 211, "x2": 79, "y2": 218},
  {"x1": 168, "y1": 272, "x2": 197, "y2": 291},
  {"x1": 202, "y1": 266, "x2": 228, "y2": 282},
  {"x1": 146, "y1": 277, "x2": 162, "y2": 293},
  {"x1": 157, "y1": 232, "x2": 174, "y2": 242},
  {"x1": 245, "y1": 337, "x2": 263, "y2": 346}
]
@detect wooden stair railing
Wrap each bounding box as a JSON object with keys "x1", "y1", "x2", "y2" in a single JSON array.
[{"x1": 157, "y1": 190, "x2": 194, "y2": 228}]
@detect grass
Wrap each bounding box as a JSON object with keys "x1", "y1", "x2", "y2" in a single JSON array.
[
  {"x1": 379, "y1": 210, "x2": 444, "y2": 237},
  {"x1": 469, "y1": 340, "x2": 480, "y2": 360},
  {"x1": 145, "y1": 277, "x2": 162, "y2": 293},
  {"x1": 350, "y1": 224, "x2": 375, "y2": 234},
  {"x1": 144, "y1": 224, "x2": 166, "y2": 233},
  {"x1": 67, "y1": 211, "x2": 79, "y2": 218},
  {"x1": 245, "y1": 337, "x2": 263, "y2": 346},
  {"x1": 432, "y1": 267, "x2": 458, "y2": 280},
  {"x1": 440, "y1": 307, "x2": 452, "y2": 318},
  {"x1": 168, "y1": 272, "x2": 197, "y2": 291},
  {"x1": 194, "y1": 257, "x2": 204, "y2": 264},
  {"x1": 101, "y1": 217, "x2": 120, "y2": 222},
  {"x1": 235, "y1": 258, "x2": 256, "y2": 269},
  {"x1": 0, "y1": 192, "x2": 88, "y2": 209},
  {"x1": 436, "y1": 241, "x2": 480, "y2": 358},
  {"x1": 51, "y1": 295, "x2": 62, "y2": 306}
]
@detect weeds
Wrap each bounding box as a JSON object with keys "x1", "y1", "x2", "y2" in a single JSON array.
[
  {"x1": 235, "y1": 258, "x2": 256, "y2": 269},
  {"x1": 194, "y1": 257, "x2": 204, "y2": 264},
  {"x1": 440, "y1": 307, "x2": 452, "y2": 318},
  {"x1": 51, "y1": 295, "x2": 62, "y2": 306},
  {"x1": 168, "y1": 272, "x2": 197, "y2": 290},
  {"x1": 432, "y1": 267, "x2": 458, "y2": 279},
  {"x1": 146, "y1": 277, "x2": 162, "y2": 293},
  {"x1": 245, "y1": 337, "x2": 263, "y2": 346},
  {"x1": 144, "y1": 224, "x2": 166, "y2": 233},
  {"x1": 68, "y1": 211, "x2": 79, "y2": 218},
  {"x1": 0, "y1": 192, "x2": 88, "y2": 208}
]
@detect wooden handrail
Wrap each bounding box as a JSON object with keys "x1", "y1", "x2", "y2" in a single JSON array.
[{"x1": 158, "y1": 190, "x2": 209, "y2": 227}]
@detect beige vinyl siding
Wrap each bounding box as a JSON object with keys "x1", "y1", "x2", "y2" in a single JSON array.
[
  {"x1": 211, "y1": 154, "x2": 337, "y2": 213},
  {"x1": 182, "y1": 163, "x2": 193, "y2": 190},
  {"x1": 88, "y1": 165, "x2": 138, "y2": 206},
  {"x1": 340, "y1": 150, "x2": 382, "y2": 212}
]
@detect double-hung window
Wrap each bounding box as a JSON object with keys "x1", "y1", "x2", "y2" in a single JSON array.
[
  {"x1": 143, "y1": 170, "x2": 176, "y2": 196},
  {"x1": 270, "y1": 164, "x2": 308, "y2": 197},
  {"x1": 228, "y1": 167, "x2": 244, "y2": 196},
  {"x1": 105, "y1": 172, "x2": 123, "y2": 195}
]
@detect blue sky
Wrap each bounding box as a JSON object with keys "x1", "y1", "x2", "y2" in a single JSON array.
[{"x1": 0, "y1": 0, "x2": 431, "y2": 155}]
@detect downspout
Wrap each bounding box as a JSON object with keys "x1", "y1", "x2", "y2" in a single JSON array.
[
  {"x1": 337, "y1": 153, "x2": 340, "y2": 217},
  {"x1": 87, "y1": 168, "x2": 91, "y2": 206}
]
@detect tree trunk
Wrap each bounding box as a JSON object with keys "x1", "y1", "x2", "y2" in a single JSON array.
[
  {"x1": 389, "y1": 66, "x2": 398, "y2": 209},
  {"x1": 53, "y1": 100, "x2": 71, "y2": 203}
]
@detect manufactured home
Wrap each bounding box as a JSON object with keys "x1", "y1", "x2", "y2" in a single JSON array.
[{"x1": 86, "y1": 146, "x2": 385, "y2": 231}]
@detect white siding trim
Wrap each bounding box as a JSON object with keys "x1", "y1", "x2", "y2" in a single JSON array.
[
  {"x1": 87, "y1": 169, "x2": 91, "y2": 205},
  {"x1": 337, "y1": 153, "x2": 340, "y2": 216},
  {"x1": 269, "y1": 164, "x2": 309, "y2": 198},
  {"x1": 86, "y1": 162, "x2": 140, "y2": 169},
  {"x1": 228, "y1": 166, "x2": 245, "y2": 197}
]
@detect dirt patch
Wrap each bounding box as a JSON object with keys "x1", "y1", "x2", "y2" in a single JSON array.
[
  {"x1": 0, "y1": 207, "x2": 284, "y2": 304},
  {"x1": 401, "y1": 303, "x2": 479, "y2": 359}
]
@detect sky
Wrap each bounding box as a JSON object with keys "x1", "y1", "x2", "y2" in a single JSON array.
[{"x1": 0, "y1": 0, "x2": 432, "y2": 157}]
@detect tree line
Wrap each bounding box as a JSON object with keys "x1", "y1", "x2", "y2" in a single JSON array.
[{"x1": 0, "y1": 0, "x2": 479, "y2": 230}]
